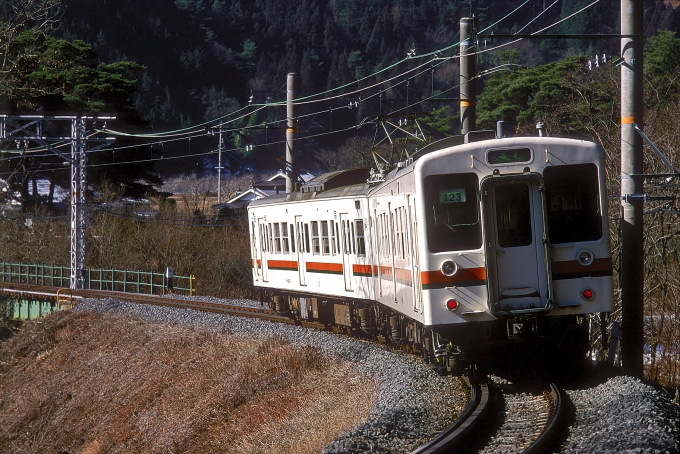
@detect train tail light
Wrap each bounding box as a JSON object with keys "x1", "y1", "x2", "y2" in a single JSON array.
[
  {"x1": 581, "y1": 288, "x2": 594, "y2": 300},
  {"x1": 446, "y1": 299, "x2": 459, "y2": 311}
]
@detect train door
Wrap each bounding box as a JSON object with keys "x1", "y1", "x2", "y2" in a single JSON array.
[
  {"x1": 483, "y1": 177, "x2": 552, "y2": 313},
  {"x1": 389, "y1": 204, "x2": 397, "y2": 298},
  {"x1": 295, "y1": 215, "x2": 306, "y2": 286},
  {"x1": 339, "y1": 213, "x2": 354, "y2": 291},
  {"x1": 257, "y1": 218, "x2": 269, "y2": 282},
  {"x1": 251, "y1": 220, "x2": 261, "y2": 281},
  {"x1": 406, "y1": 196, "x2": 422, "y2": 312}
]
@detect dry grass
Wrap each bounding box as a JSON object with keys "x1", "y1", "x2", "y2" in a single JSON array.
[{"x1": 0, "y1": 311, "x2": 376, "y2": 454}]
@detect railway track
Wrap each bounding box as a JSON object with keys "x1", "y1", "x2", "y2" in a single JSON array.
[
  {"x1": 411, "y1": 377, "x2": 565, "y2": 454},
  {"x1": 411, "y1": 377, "x2": 494, "y2": 454},
  {"x1": 477, "y1": 381, "x2": 566, "y2": 454},
  {"x1": 0, "y1": 282, "x2": 294, "y2": 324},
  {"x1": 3, "y1": 283, "x2": 569, "y2": 453}
]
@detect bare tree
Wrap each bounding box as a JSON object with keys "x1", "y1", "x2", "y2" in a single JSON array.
[
  {"x1": 166, "y1": 174, "x2": 216, "y2": 217},
  {"x1": 313, "y1": 136, "x2": 377, "y2": 173}
]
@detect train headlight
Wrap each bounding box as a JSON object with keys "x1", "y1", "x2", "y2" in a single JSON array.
[
  {"x1": 576, "y1": 249, "x2": 594, "y2": 266},
  {"x1": 440, "y1": 260, "x2": 458, "y2": 277},
  {"x1": 581, "y1": 288, "x2": 595, "y2": 300},
  {"x1": 446, "y1": 299, "x2": 459, "y2": 311}
]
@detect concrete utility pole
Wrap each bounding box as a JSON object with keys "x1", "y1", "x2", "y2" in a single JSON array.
[
  {"x1": 620, "y1": 0, "x2": 644, "y2": 378},
  {"x1": 286, "y1": 73, "x2": 300, "y2": 193},
  {"x1": 460, "y1": 17, "x2": 476, "y2": 135},
  {"x1": 217, "y1": 122, "x2": 224, "y2": 204}
]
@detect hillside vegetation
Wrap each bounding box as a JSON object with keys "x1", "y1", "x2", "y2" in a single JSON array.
[{"x1": 0, "y1": 310, "x2": 375, "y2": 453}]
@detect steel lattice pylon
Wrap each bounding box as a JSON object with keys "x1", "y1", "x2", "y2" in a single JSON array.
[
  {"x1": 1, "y1": 115, "x2": 115, "y2": 289},
  {"x1": 70, "y1": 118, "x2": 87, "y2": 289}
]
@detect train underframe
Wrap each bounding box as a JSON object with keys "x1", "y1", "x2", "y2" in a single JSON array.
[{"x1": 261, "y1": 290, "x2": 590, "y2": 376}]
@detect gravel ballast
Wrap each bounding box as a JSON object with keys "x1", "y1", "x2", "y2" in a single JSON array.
[{"x1": 75, "y1": 297, "x2": 679, "y2": 453}]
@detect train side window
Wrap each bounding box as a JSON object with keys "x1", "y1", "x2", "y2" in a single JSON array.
[
  {"x1": 398, "y1": 207, "x2": 405, "y2": 259},
  {"x1": 260, "y1": 224, "x2": 267, "y2": 252},
  {"x1": 304, "y1": 224, "x2": 311, "y2": 253},
  {"x1": 289, "y1": 224, "x2": 295, "y2": 253},
  {"x1": 311, "y1": 221, "x2": 320, "y2": 254},
  {"x1": 376, "y1": 215, "x2": 382, "y2": 258},
  {"x1": 380, "y1": 214, "x2": 388, "y2": 258},
  {"x1": 355, "y1": 220, "x2": 366, "y2": 256},
  {"x1": 342, "y1": 220, "x2": 351, "y2": 254},
  {"x1": 330, "y1": 222, "x2": 337, "y2": 255},
  {"x1": 424, "y1": 173, "x2": 482, "y2": 252},
  {"x1": 267, "y1": 224, "x2": 274, "y2": 252},
  {"x1": 544, "y1": 163, "x2": 602, "y2": 244},
  {"x1": 321, "y1": 221, "x2": 330, "y2": 255},
  {"x1": 274, "y1": 223, "x2": 282, "y2": 253},
  {"x1": 282, "y1": 223, "x2": 289, "y2": 253},
  {"x1": 298, "y1": 223, "x2": 305, "y2": 252}
]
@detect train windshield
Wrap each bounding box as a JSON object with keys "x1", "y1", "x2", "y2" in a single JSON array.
[
  {"x1": 424, "y1": 172, "x2": 482, "y2": 252},
  {"x1": 544, "y1": 163, "x2": 602, "y2": 244}
]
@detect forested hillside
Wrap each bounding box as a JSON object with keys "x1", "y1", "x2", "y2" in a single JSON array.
[
  {"x1": 3, "y1": 0, "x2": 680, "y2": 178},
  {"x1": 54, "y1": 0, "x2": 680, "y2": 174}
]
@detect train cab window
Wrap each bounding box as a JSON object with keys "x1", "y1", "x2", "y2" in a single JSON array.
[
  {"x1": 282, "y1": 223, "x2": 290, "y2": 253},
  {"x1": 331, "y1": 223, "x2": 337, "y2": 255},
  {"x1": 304, "y1": 224, "x2": 311, "y2": 253},
  {"x1": 355, "y1": 220, "x2": 366, "y2": 256},
  {"x1": 424, "y1": 173, "x2": 482, "y2": 252},
  {"x1": 321, "y1": 221, "x2": 330, "y2": 255},
  {"x1": 311, "y1": 221, "x2": 320, "y2": 254},
  {"x1": 544, "y1": 163, "x2": 602, "y2": 244},
  {"x1": 289, "y1": 224, "x2": 295, "y2": 253}
]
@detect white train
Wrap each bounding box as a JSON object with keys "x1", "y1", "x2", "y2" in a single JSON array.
[{"x1": 248, "y1": 133, "x2": 614, "y2": 373}]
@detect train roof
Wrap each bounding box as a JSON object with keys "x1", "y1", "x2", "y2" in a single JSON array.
[{"x1": 248, "y1": 135, "x2": 600, "y2": 208}]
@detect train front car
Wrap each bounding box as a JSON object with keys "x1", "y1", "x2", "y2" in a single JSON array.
[{"x1": 415, "y1": 136, "x2": 614, "y2": 367}]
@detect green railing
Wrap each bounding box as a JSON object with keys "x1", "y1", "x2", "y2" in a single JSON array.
[
  {"x1": 0, "y1": 263, "x2": 69, "y2": 287},
  {"x1": 0, "y1": 262, "x2": 195, "y2": 296}
]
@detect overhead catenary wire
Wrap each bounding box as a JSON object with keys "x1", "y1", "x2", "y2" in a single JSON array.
[
  {"x1": 2, "y1": 0, "x2": 604, "y2": 172},
  {"x1": 82, "y1": 0, "x2": 539, "y2": 142}
]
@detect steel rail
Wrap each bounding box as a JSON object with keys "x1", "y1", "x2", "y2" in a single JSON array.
[
  {"x1": 523, "y1": 383, "x2": 565, "y2": 454},
  {"x1": 411, "y1": 377, "x2": 493, "y2": 454},
  {"x1": 0, "y1": 283, "x2": 295, "y2": 324}
]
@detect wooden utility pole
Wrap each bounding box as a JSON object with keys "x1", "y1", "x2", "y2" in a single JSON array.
[
  {"x1": 286, "y1": 73, "x2": 300, "y2": 193},
  {"x1": 460, "y1": 17, "x2": 476, "y2": 135},
  {"x1": 620, "y1": 0, "x2": 644, "y2": 378}
]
